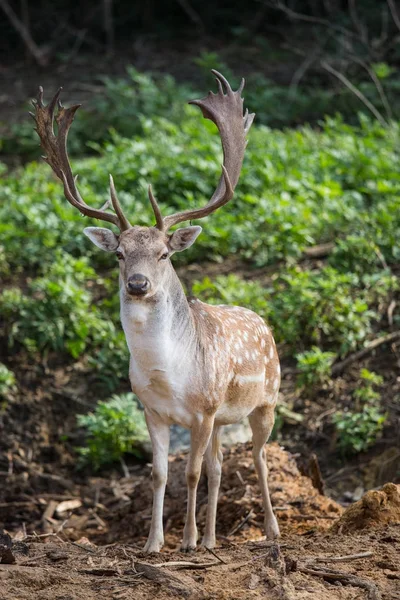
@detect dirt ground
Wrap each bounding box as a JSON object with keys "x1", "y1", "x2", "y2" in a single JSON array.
[{"x1": 1, "y1": 443, "x2": 399, "y2": 599}]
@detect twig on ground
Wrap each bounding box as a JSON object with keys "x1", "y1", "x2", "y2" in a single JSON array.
[
  {"x1": 151, "y1": 559, "x2": 221, "y2": 570},
  {"x1": 119, "y1": 457, "x2": 130, "y2": 479},
  {"x1": 299, "y1": 565, "x2": 381, "y2": 600},
  {"x1": 205, "y1": 546, "x2": 227, "y2": 564},
  {"x1": 134, "y1": 561, "x2": 202, "y2": 597},
  {"x1": 310, "y1": 551, "x2": 373, "y2": 563},
  {"x1": 18, "y1": 552, "x2": 48, "y2": 565},
  {"x1": 72, "y1": 541, "x2": 97, "y2": 553},
  {"x1": 331, "y1": 330, "x2": 400, "y2": 375},
  {"x1": 308, "y1": 453, "x2": 325, "y2": 496},
  {"x1": 236, "y1": 470, "x2": 245, "y2": 486},
  {"x1": 228, "y1": 510, "x2": 254, "y2": 537},
  {"x1": 42, "y1": 500, "x2": 58, "y2": 533}
]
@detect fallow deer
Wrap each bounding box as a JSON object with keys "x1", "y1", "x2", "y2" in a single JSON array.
[{"x1": 32, "y1": 71, "x2": 281, "y2": 552}]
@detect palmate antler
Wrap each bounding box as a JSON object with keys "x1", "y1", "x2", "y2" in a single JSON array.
[
  {"x1": 159, "y1": 70, "x2": 255, "y2": 231},
  {"x1": 31, "y1": 87, "x2": 131, "y2": 231},
  {"x1": 31, "y1": 71, "x2": 254, "y2": 233}
]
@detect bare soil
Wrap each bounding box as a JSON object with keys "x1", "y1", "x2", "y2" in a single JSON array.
[{"x1": 1, "y1": 442, "x2": 400, "y2": 599}]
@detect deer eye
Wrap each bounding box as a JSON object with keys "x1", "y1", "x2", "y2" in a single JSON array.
[
  {"x1": 116, "y1": 251, "x2": 124, "y2": 260},
  {"x1": 160, "y1": 252, "x2": 169, "y2": 261}
]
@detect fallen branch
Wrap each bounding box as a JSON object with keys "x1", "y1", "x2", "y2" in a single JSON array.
[
  {"x1": 311, "y1": 551, "x2": 373, "y2": 563},
  {"x1": 18, "y1": 552, "x2": 48, "y2": 565},
  {"x1": 303, "y1": 242, "x2": 335, "y2": 259},
  {"x1": 134, "y1": 561, "x2": 202, "y2": 598},
  {"x1": 154, "y1": 559, "x2": 220, "y2": 570},
  {"x1": 299, "y1": 565, "x2": 381, "y2": 600},
  {"x1": 331, "y1": 331, "x2": 400, "y2": 375}
]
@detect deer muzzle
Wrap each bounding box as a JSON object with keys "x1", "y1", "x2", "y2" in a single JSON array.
[{"x1": 126, "y1": 274, "x2": 151, "y2": 296}]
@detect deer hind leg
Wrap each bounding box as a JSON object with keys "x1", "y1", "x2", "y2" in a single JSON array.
[
  {"x1": 202, "y1": 425, "x2": 223, "y2": 549},
  {"x1": 248, "y1": 404, "x2": 280, "y2": 540},
  {"x1": 182, "y1": 414, "x2": 215, "y2": 552},
  {"x1": 143, "y1": 411, "x2": 170, "y2": 553}
]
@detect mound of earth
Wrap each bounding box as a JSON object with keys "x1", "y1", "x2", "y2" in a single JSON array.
[
  {"x1": 100, "y1": 442, "x2": 343, "y2": 547},
  {"x1": 331, "y1": 482, "x2": 400, "y2": 534}
]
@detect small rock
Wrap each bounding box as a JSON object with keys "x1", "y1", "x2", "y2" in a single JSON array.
[
  {"x1": 0, "y1": 532, "x2": 15, "y2": 564},
  {"x1": 247, "y1": 573, "x2": 260, "y2": 590}
]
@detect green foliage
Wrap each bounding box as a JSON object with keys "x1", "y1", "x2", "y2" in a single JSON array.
[
  {"x1": 76, "y1": 393, "x2": 148, "y2": 470},
  {"x1": 333, "y1": 406, "x2": 387, "y2": 455},
  {"x1": 192, "y1": 269, "x2": 397, "y2": 357},
  {"x1": 296, "y1": 347, "x2": 337, "y2": 389},
  {"x1": 0, "y1": 71, "x2": 397, "y2": 459},
  {"x1": 0, "y1": 253, "x2": 113, "y2": 359},
  {"x1": 4, "y1": 63, "x2": 400, "y2": 161},
  {"x1": 332, "y1": 370, "x2": 387, "y2": 455},
  {"x1": 0, "y1": 363, "x2": 16, "y2": 398},
  {"x1": 0, "y1": 69, "x2": 193, "y2": 160}
]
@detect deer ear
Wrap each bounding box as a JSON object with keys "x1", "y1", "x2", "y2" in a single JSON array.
[
  {"x1": 168, "y1": 226, "x2": 202, "y2": 253},
  {"x1": 83, "y1": 227, "x2": 119, "y2": 252}
]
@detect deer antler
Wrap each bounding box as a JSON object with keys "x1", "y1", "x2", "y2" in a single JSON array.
[
  {"x1": 31, "y1": 87, "x2": 131, "y2": 231},
  {"x1": 157, "y1": 70, "x2": 255, "y2": 231}
]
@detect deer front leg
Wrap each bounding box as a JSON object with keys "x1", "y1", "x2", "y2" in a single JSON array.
[
  {"x1": 202, "y1": 426, "x2": 222, "y2": 549},
  {"x1": 143, "y1": 411, "x2": 170, "y2": 553},
  {"x1": 182, "y1": 414, "x2": 215, "y2": 552}
]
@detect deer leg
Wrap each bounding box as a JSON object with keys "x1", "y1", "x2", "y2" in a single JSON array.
[
  {"x1": 248, "y1": 404, "x2": 280, "y2": 540},
  {"x1": 202, "y1": 426, "x2": 223, "y2": 549},
  {"x1": 182, "y1": 414, "x2": 215, "y2": 552},
  {"x1": 143, "y1": 411, "x2": 170, "y2": 553}
]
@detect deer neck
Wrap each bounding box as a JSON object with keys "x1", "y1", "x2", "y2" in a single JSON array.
[{"x1": 119, "y1": 269, "x2": 196, "y2": 360}]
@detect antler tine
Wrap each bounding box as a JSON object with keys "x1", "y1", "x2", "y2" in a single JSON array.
[
  {"x1": 109, "y1": 175, "x2": 131, "y2": 231},
  {"x1": 148, "y1": 185, "x2": 164, "y2": 230},
  {"x1": 32, "y1": 87, "x2": 132, "y2": 231},
  {"x1": 161, "y1": 70, "x2": 255, "y2": 231}
]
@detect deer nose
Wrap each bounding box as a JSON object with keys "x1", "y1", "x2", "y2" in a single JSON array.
[{"x1": 126, "y1": 274, "x2": 150, "y2": 296}]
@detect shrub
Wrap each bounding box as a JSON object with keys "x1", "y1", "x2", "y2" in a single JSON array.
[
  {"x1": 0, "y1": 363, "x2": 16, "y2": 398},
  {"x1": 332, "y1": 369, "x2": 387, "y2": 455},
  {"x1": 296, "y1": 347, "x2": 337, "y2": 389},
  {"x1": 76, "y1": 393, "x2": 148, "y2": 470},
  {"x1": 0, "y1": 253, "x2": 111, "y2": 358}
]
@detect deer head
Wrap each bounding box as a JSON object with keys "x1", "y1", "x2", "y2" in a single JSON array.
[{"x1": 31, "y1": 71, "x2": 254, "y2": 299}]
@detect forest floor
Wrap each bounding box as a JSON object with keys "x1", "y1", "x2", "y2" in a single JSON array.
[{"x1": 1, "y1": 435, "x2": 400, "y2": 599}]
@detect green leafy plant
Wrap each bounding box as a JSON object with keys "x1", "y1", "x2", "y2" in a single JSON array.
[
  {"x1": 296, "y1": 347, "x2": 337, "y2": 389},
  {"x1": 332, "y1": 369, "x2": 386, "y2": 455},
  {"x1": 0, "y1": 253, "x2": 111, "y2": 358},
  {"x1": 76, "y1": 393, "x2": 149, "y2": 470},
  {"x1": 0, "y1": 363, "x2": 16, "y2": 398}
]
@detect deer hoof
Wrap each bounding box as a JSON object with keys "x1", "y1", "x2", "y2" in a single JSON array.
[
  {"x1": 201, "y1": 536, "x2": 216, "y2": 549},
  {"x1": 265, "y1": 516, "x2": 280, "y2": 540},
  {"x1": 143, "y1": 538, "x2": 163, "y2": 553},
  {"x1": 180, "y1": 543, "x2": 197, "y2": 553}
]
